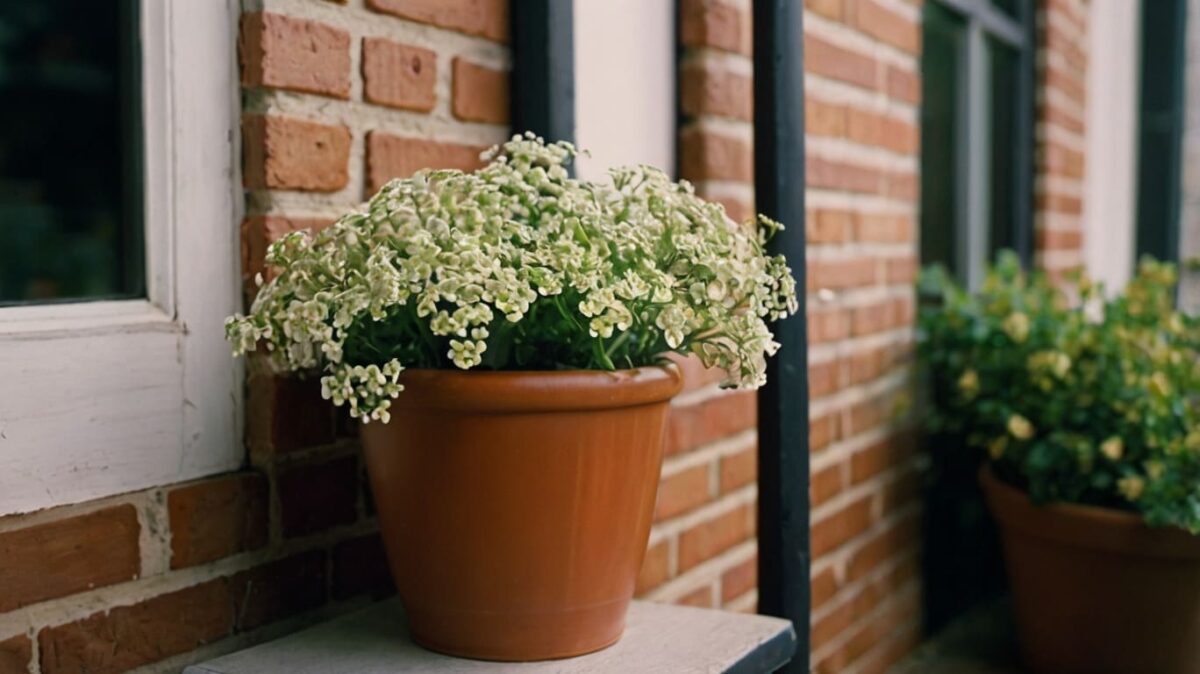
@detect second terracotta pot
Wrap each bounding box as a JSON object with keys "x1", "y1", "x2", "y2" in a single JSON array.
[
  {"x1": 981, "y1": 466, "x2": 1200, "y2": 674},
  {"x1": 360, "y1": 366, "x2": 682, "y2": 661}
]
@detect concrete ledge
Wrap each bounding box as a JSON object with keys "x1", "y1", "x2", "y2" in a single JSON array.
[{"x1": 184, "y1": 598, "x2": 796, "y2": 673}]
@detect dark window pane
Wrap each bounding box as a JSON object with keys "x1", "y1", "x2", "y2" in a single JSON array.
[
  {"x1": 0, "y1": 2, "x2": 143, "y2": 305},
  {"x1": 987, "y1": 38, "x2": 1019, "y2": 255},
  {"x1": 920, "y1": 3, "x2": 964, "y2": 276},
  {"x1": 991, "y1": 0, "x2": 1019, "y2": 18}
]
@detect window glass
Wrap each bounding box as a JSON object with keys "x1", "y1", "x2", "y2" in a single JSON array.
[
  {"x1": 988, "y1": 38, "x2": 1019, "y2": 255},
  {"x1": 991, "y1": 0, "x2": 1019, "y2": 19},
  {"x1": 919, "y1": 3, "x2": 965, "y2": 277},
  {"x1": 0, "y1": 1, "x2": 142, "y2": 305}
]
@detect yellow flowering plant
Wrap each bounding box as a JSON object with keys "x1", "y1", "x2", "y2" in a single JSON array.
[{"x1": 918, "y1": 251, "x2": 1200, "y2": 532}]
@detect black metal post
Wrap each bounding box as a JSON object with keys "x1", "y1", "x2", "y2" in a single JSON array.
[
  {"x1": 753, "y1": 0, "x2": 810, "y2": 671},
  {"x1": 510, "y1": 0, "x2": 575, "y2": 145}
]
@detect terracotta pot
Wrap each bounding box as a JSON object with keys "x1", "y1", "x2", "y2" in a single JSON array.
[
  {"x1": 360, "y1": 366, "x2": 682, "y2": 661},
  {"x1": 980, "y1": 466, "x2": 1200, "y2": 674}
]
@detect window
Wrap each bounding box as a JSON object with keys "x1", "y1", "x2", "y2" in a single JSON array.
[
  {"x1": 920, "y1": 0, "x2": 1035, "y2": 288},
  {"x1": 0, "y1": 1, "x2": 241, "y2": 515}
]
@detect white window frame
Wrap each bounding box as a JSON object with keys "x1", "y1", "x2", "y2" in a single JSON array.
[{"x1": 0, "y1": 0, "x2": 243, "y2": 515}]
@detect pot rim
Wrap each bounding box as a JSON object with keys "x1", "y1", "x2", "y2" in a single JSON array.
[
  {"x1": 383, "y1": 363, "x2": 685, "y2": 412},
  {"x1": 979, "y1": 464, "x2": 1200, "y2": 560}
]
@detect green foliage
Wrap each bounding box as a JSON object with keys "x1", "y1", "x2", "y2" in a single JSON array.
[
  {"x1": 227, "y1": 134, "x2": 798, "y2": 422},
  {"x1": 918, "y1": 251, "x2": 1200, "y2": 532}
]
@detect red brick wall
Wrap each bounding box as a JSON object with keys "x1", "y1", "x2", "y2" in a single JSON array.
[
  {"x1": 661, "y1": 1, "x2": 925, "y2": 672},
  {"x1": 1035, "y1": 0, "x2": 1089, "y2": 274},
  {"x1": 0, "y1": 3, "x2": 510, "y2": 672}
]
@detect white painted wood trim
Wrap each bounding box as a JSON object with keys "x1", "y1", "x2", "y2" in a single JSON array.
[
  {"x1": 1082, "y1": 0, "x2": 1139, "y2": 293},
  {"x1": 0, "y1": 0, "x2": 243, "y2": 515}
]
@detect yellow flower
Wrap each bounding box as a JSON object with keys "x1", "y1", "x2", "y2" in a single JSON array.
[
  {"x1": 1007, "y1": 414, "x2": 1034, "y2": 440},
  {"x1": 1145, "y1": 460, "x2": 1165, "y2": 481},
  {"x1": 958, "y1": 369, "x2": 980, "y2": 399},
  {"x1": 1100, "y1": 437, "x2": 1124, "y2": 461},
  {"x1": 1149, "y1": 371, "x2": 1172, "y2": 398},
  {"x1": 1185, "y1": 430, "x2": 1200, "y2": 452},
  {"x1": 1118, "y1": 476, "x2": 1145, "y2": 502},
  {"x1": 988, "y1": 436, "x2": 1008, "y2": 459},
  {"x1": 1003, "y1": 312, "x2": 1030, "y2": 343}
]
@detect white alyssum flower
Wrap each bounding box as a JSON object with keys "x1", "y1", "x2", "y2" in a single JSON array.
[{"x1": 227, "y1": 134, "x2": 799, "y2": 420}]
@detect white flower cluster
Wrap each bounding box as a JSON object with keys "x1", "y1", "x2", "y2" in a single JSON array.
[{"x1": 226, "y1": 134, "x2": 798, "y2": 421}]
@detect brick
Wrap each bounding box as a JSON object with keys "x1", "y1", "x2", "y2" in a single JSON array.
[
  {"x1": 846, "y1": 391, "x2": 894, "y2": 436},
  {"x1": 806, "y1": 34, "x2": 877, "y2": 90},
  {"x1": 807, "y1": 99, "x2": 846, "y2": 138},
  {"x1": 681, "y1": 65, "x2": 753, "y2": 121},
  {"x1": 846, "y1": 513, "x2": 919, "y2": 583},
  {"x1": 366, "y1": 132, "x2": 487, "y2": 194},
  {"x1": 721, "y1": 555, "x2": 757, "y2": 603},
  {"x1": 809, "y1": 358, "x2": 841, "y2": 398},
  {"x1": 333, "y1": 533, "x2": 395, "y2": 600},
  {"x1": 278, "y1": 455, "x2": 360, "y2": 537},
  {"x1": 850, "y1": 0, "x2": 920, "y2": 54},
  {"x1": 168, "y1": 473, "x2": 269, "y2": 569},
  {"x1": 679, "y1": 585, "x2": 716, "y2": 608},
  {"x1": 0, "y1": 634, "x2": 31, "y2": 674},
  {"x1": 451, "y1": 58, "x2": 509, "y2": 124},
  {"x1": 247, "y1": 369, "x2": 337, "y2": 458},
  {"x1": 811, "y1": 462, "x2": 845, "y2": 507},
  {"x1": 678, "y1": 503, "x2": 754, "y2": 571},
  {"x1": 850, "y1": 433, "x2": 916, "y2": 486},
  {"x1": 240, "y1": 13, "x2": 350, "y2": 99},
  {"x1": 882, "y1": 116, "x2": 919, "y2": 154},
  {"x1": 885, "y1": 64, "x2": 920, "y2": 104},
  {"x1": 656, "y1": 464, "x2": 713, "y2": 520},
  {"x1": 884, "y1": 171, "x2": 918, "y2": 201},
  {"x1": 851, "y1": 297, "x2": 901, "y2": 336},
  {"x1": 1036, "y1": 226, "x2": 1084, "y2": 250},
  {"x1": 811, "y1": 496, "x2": 873, "y2": 557},
  {"x1": 665, "y1": 389, "x2": 756, "y2": 456},
  {"x1": 806, "y1": 0, "x2": 844, "y2": 21},
  {"x1": 719, "y1": 444, "x2": 758, "y2": 494},
  {"x1": 680, "y1": 0, "x2": 751, "y2": 55},
  {"x1": 636, "y1": 539, "x2": 671, "y2": 595},
  {"x1": 808, "y1": 156, "x2": 883, "y2": 194},
  {"x1": 1039, "y1": 142, "x2": 1085, "y2": 179},
  {"x1": 811, "y1": 566, "x2": 839, "y2": 610},
  {"x1": 808, "y1": 308, "x2": 851, "y2": 344},
  {"x1": 366, "y1": 0, "x2": 508, "y2": 42},
  {"x1": 808, "y1": 208, "x2": 854, "y2": 244},
  {"x1": 39, "y1": 580, "x2": 231, "y2": 674},
  {"x1": 808, "y1": 256, "x2": 877, "y2": 291},
  {"x1": 1037, "y1": 192, "x2": 1084, "y2": 215},
  {"x1": 362, "y1": 38, "x2": 437, "y2": 112},
  {"x1": 0, "y1": 505, "x2": 140, "y2": 613},
  {"x1": 885, "y1": 255, "x2": 918, "y2": 284},
  {"x1": 242, "y1": 115, "x2": 350, "y2": 192},
  {"x1": 812, "y1": 599, "x2": 854, "y2": 651},
  {"x1": 856, "y1": 213, "x2": 912, "y2": 243},
  {"x1": 810, "y1": 412, "x2": 840, "y2": 454},
  {"x1": 847, "y1": 344, "x2": 888, "y2": 385},
  {"x1": 230, "y1": 551, "x2": 327, "y2": 632},
  {"x1": 679, "y1": 128, "x2": 753, "y2": 182},
  {"x1": 241, "y1": 215, "x2": 335, "y2": 288}
]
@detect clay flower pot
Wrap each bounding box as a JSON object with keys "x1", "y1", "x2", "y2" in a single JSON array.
[
  {"x1": 980, "y1": 466, "x2": 1200, "y2": 674},
  {"x1": 360, "y1": 366, "x2": 683, "y2": 661}
]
